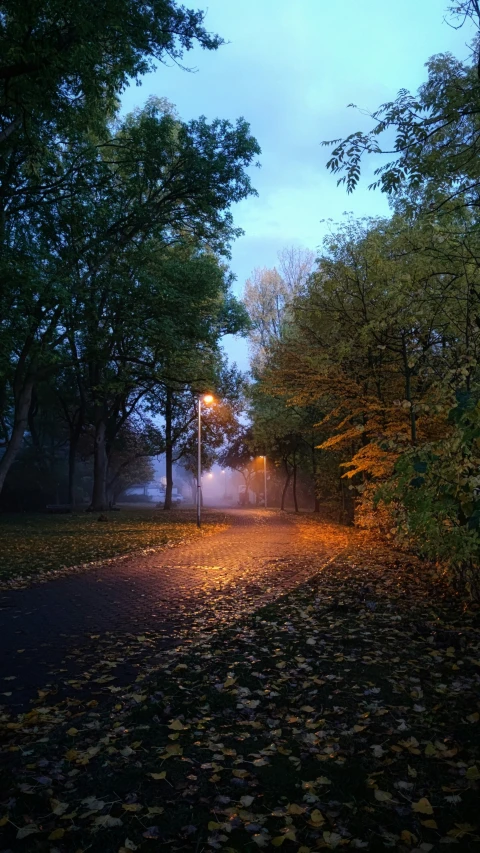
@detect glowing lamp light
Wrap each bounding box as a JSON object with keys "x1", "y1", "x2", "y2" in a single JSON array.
[{"x1": 197, "y1": 393, "x2": 218, "y2": 528}]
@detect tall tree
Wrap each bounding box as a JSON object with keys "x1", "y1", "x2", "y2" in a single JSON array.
[
  {"x1": 323, "y1": 49, "x2": 480, "y2": 218},
  {"x1": 0, "y1": 0, "x2": 222, "y2": 216},
  {"x1": 0, "y1": 99, "x2": 260, "y2": 502},
  {"x1": 243, "y1": 246, "x2": 314, "y2": 362}
]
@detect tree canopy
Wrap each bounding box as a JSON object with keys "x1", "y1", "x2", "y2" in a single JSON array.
[{"x1": 0, "y1": 1, "x2": 260, "y2": 510}]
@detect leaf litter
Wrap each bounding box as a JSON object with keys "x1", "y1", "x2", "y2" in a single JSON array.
[
  {"x1": 0, "y1": 509, "x2": 228, "y2": 589},
  {"x1": 1, "y1": 521, "x2": 480, "y2": 852}
]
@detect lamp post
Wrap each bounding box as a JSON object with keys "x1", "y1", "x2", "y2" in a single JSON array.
[
  {"x1": 197, "y1": 394, "x2": 214, "y2": 528},
  {"x1": 260, "y1": 455, "x2": 267, "y2": 508}
]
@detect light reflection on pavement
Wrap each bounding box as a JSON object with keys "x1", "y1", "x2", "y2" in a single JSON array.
[{"x1": 0, "y1": 510, "x2": 354, "y2": 711}]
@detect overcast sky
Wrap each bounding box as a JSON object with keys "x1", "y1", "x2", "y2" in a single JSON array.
[{"x1": 121, "y1": 1, "x2": 474, "y2": 371}]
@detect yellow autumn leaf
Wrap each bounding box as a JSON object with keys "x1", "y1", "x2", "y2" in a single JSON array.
[
  {"x1": 466, "y1": 766, "x2": 480, "y2": 780},
  {"x1": 271, "y1": 837, "x2": 285, "y2": 847},
  {"x1": 94, "y1": 815, "x2": 123, "y2": 828},
  {"x1": 412, "y1": 798, "x2": 434, "y2": 814},
  {"x1": 48, "y1": 829, "x2": 65, "y2": 840},
  {"x1": 309, "y1": 808, "x2": 325, "y2": 826},
  {"x1": 467, "y1": 712, "x2": 479, "y2": 723},
  {"x1": 50, "y1": 800, "x2": 69, "y2": 816},
  {"x1": 16, "y1": 825, "x2": 39, "y2": 840},
  {"x1": 163, "y1": 743, "x2": 182, "y2": 756},
  {"x1": 401, "y1": 829, "x2": 417, "y2": 845},
  {"x1": 451, "y1": 824, "x2": 477, "y2": 835},
  {"x1": 208, "y1": 821, "x2": 221, "y2": 830},
  {"x1": 149, "y1": 771, "x2": 166, "y2": 780},
  {"x1": 168, "y1": 719, "x2": 185, "y2": 731},
  {"x1": 64, "y1": 749, "x2": 77, "y2": 761},
  {"x1": 0, "y1": 817, "x2": 8, "y2": 827},
  {"x1": 374, "y1": 790, "x2": 392, "y2": 802},
  {"x1": 287, "y1": 803, "x2": 305, "y2": 815},
  {"x1": 322, "y1": 831, "x2": 345, "y2": 847},
  {"x1": 421, "y1": 819, "x2": 438, "y2": 829},
  {"x1": 66, "y1": 727, "x2": 78, "y2": 736}
]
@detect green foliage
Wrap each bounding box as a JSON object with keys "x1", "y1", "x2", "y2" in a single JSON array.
[
  {"x1": 314, "y1": 15, "x2": 480, "y2": 589},
  {"x1": 247, "y1": 211, "x2": 480, "y2": 582},
  {"x1": 0, "y1": 0, "x2": 222, "y2": 154},
  {"x1": 378, "y1": 396, "x2": 480, "y2": 594},
  {"x1": 0, "y1": 84, "x2": 259, "y2": 505},
  {"x1": 324, "y1": 53, "x2": 480, "y2": 209}
]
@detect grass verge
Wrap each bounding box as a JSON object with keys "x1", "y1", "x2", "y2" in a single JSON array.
[{"x1": 0, "y1": 509, "x2": 228, "y2": 585}]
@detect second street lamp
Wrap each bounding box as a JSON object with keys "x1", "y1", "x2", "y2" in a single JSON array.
[
  {"x1": 260, "y1": 455, "x2": 268, "y2": 508},
  {"x1": 197, "y1": 394, "x2": 214, "y2": 528}
]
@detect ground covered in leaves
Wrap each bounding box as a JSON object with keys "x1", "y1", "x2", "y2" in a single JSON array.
[
  {"x1": 1, "y1": 535, "x2": 480, "y2": 852},
  {"x1": 0, "y1": 509, "x2": 227, "y2": 586}
]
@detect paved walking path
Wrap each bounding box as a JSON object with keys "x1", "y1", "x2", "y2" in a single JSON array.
[{"x1": 0, "y1": 510, "x2": 350, "y2": 712}]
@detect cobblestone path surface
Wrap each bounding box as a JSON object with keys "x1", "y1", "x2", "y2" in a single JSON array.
[{"x1": 0, "y1": 510, "x2": 349, "y2": 711}]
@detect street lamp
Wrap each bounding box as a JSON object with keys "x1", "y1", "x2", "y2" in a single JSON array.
[
  {"x1": 260, "y1": 455, "x2": 267, "y2": 508},
  {"x1": 197, "y1": 393, "x2": 214, "y2": 528}
]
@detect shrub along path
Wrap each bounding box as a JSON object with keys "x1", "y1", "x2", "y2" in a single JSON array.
[{"x1": 1, "y1": 512, "x2": 480, "y2": 852}]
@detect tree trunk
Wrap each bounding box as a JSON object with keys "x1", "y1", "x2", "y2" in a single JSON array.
[
  {"x1": 67, "y1": 412, "x2": 85, "y2": 506},
  {"x1": 164, "y1": 388, "x2": 173, "y2": 510},
  {"x1": 91, "y1": 419, "x2": 108, "y2": 511},
  {"x1": 281, "y1": 459, "x2": 291, "y2": 510},
  {"x1": 401, "y1": 333, "x2": 416, "y2": 444},
  {"x1": 292, "y1": 452, "x2": 299, "y2": 512},
  {"x1": 311, "y1": 441, "x2": 320, "y2": 512},
  {"x1": 68, "y1": 435, "x2": 77, "y2": 507},
  {"x1": 341, "y1": 478, "x2": 355, "y2": 526},
  {"x1": 0, "y1": 380, "x2": 34, "y2": 496},
  {"x1": 27, "y1": 387, "x2": 40, "y2": 447}
]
